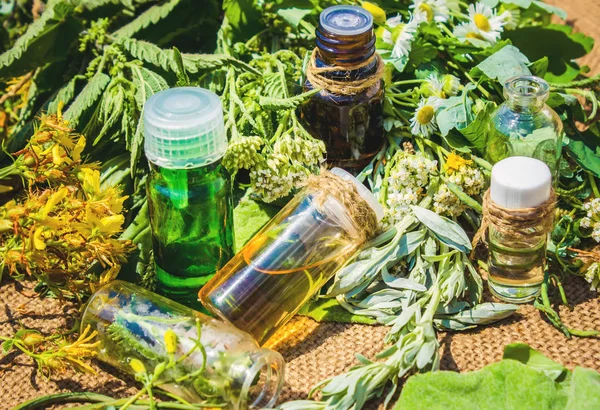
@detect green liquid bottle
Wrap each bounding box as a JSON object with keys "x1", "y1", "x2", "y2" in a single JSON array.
[{"x1": 144, "y1": 87, "x2": 234, "y2": 309}]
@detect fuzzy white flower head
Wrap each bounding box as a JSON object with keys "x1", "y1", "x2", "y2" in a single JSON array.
[
  {"x1": 410, "y1": 97, "x2": 441, "y2": 137},
  {"x1": 442, "y1": 74, "x2": 461, "y2": 97},
  {"x1": 383, "y1": 13, "x2": 423, "y2": 59},
  {"x1": 422, "y1": 74, "x2": 445, "y2": 98},
  {"x1": 499, "y1": 6, "x2": 520, "y2": 30},
  {"x1": 411, "y1": 0, "x2": 450, "y2": 23},
  {"x1": 457, "y1": 2, "x2": 507, "y2": 44}
]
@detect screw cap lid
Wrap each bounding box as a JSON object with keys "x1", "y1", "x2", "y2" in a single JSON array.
[
  {"x1": 490, "y1": 156, "x2": 552, "y2": 209},
  {"x1": 320, "y1": 5, "x2": 373, "y2": 36},
  {"x1": 144, "y1": 87, "x2": 227, "y2": 169}
]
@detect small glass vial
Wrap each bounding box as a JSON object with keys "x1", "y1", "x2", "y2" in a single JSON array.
[
  {"x1": 144, "y1": 87, "x2": 234, "y2": 309},
  {"x1": 487, "y1": 157, "x2": 553, "y2": 303},
  {"x1": 485, "y1": 76, "x2": 563, "y2": 177},
  {"x1": 199, "y1": 168, "x2": 384, "y2": 345},
  {"x1": 300, "y1": 5, "x2": 384, "y2": 174},
  {"x1": 81, "y1": 281, "x2": 284, "y2": 409}
]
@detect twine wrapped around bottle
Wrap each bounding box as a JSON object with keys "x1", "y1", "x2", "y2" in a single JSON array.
[
  {"x1": 304, "y1": 169, "x2": 378, "y2": 243},
  {"x1": 471, "y1": 188, "x2": 557, "y2": 258},
  {"x1": 305, "y1": 48, "x2": 384, "y2": 96}
]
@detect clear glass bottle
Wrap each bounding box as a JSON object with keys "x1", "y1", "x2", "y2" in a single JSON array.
[
  {"x1": 81, "y1": 281, "x2": 284, "y2": 409},
  {"x1": 487, "y1": 157, "x2": 553, "y2": 303},
  {"x1": 144, "y1": 87, "x2": 234, "y2": 310},
  {"x1": 199, "y1": 168, "x2": 384, "y2": 345},
  {"x1": 485, "y1": 76, "x2": 564, "y2": 178},
  {"x1": 300, "y1": 5, "x2": 384, "y2": 174}
]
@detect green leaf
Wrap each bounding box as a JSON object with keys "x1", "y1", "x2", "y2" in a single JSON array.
[
  {"x1": 471, "y1": 45, "x2": 531, "y2": 84},
  {"x1": 223, "y1": 0, "x2": 263, "y2": 39},
  {"x1": 503, "y1": 343, "x2": 567, "y2": 381},
  {"x1": 410, "y1": 206, "x2": 472, "y2": 253},
  {"x1": 298, "y1": 298, "x2": 378, "y2": 325},
  {"x1": 233, "y1": 196, "x2": 280, "y2": 252},
  {"x1": 277, "y1": 7, "x2": 312, "y2": 27},
  {"x1": 445, "y1": 182, "x2": 483, "y2": 213},
  {"x1": 1, "y1": 339, "x2": 13, "y2": 353},
  {"x1": 63, "y1": 72, "x2": 111, "y2": 128},
  {"x1": 565, "y1": 367, "x2": 600, "y2": 410},
  {"x1": 528, "y1": 56, "x2": 549, "y2": 78},
  {"x1": 503, "y1": 25, "x2": 594, "y2": 83},
  {"x1": 395, "y1": 360, "x2": 564, "y2": 410},
  {"x1": 113, "y1": 0, "x2": 182, "y2": 38},
  {"x1": 259, "y1": 89, "x2": 319, "y2": 110},
  {"x1": 129, "y1": 64, "x2": 168, "y2": 171},
  {"x1": 564, "y1": 129, "x2": 600, "y2": 178},
  {"x1": 119, "y1": 37, "x2": 176, "y2": 72},
  {"x1": 531, "y1": 1, "x2": 567, "y2": 20},
  {"x1": 436, "y1": 95, "x2": 473, "y2": 137},
  {"x1": 436, "y1": 302, "x2": 518, "y2": 328},
  {"x1": 172, "y1": 47, "x2": 190, "y2": 87},
  {"x1": 48, "y1": 76, "x2": 83, "y2": 114},
  {"x1": 0, "y1": 2, "x2": 81, "y2": 78},
  {"x1": 458, "y1": 102, "x2": 496, "y2": 153}
]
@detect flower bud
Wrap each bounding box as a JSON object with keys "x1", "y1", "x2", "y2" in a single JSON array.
[
  {"x1": 362, "y1": 2, "x2": 386, "y2": 25},
  {"x1": 22, "y1": 332, "x2": 45, "y2": 347},
  {"x1": 129, "y1": 358, "x2": 146, "y2": 375},
  {"x1": 164, "y1": 329, "x2": 178, "y2": 355}
]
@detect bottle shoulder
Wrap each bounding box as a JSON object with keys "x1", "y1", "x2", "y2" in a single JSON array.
[{"x1": 491, "y1": 103, "x2": 563, "y2": 136}]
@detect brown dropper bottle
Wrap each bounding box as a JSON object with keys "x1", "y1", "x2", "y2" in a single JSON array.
[{"x1": 300, "y1": 5, "x2": 384, "y2": 174}]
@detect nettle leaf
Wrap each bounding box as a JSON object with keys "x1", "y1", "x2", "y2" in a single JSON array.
[
  {"x1": 504, "y1": 25, "x2": 593, "y2": 83},
  {"x1": 0, "y1": 2, "x2": 81, "y2": 78},
  {"x1": 410, "y1": 206, "x2": 471, "y2": 253},
  {"x1": 564, "y1": 128, "x2": 600, "y2": 178},
  {"x1": 130, "y1": 65, "x2": 168, "y2": 170},
  {"x1": 458, "y1": 101, "x2": 496, "y2": 153},
  {"x1": 64, "y1": 72, "x2": 111, "y2": 128},
  {"x1": 114, "y1": 0, "x2": 182, "y2": 38},
  {"x1": 435, "y1": 95, "x2": 473, "y2": 137},
  {"x1": 119, "y1": 38, "x2": 175, "y2": 72},
  {"x1": 471, "y1": 45, "x2": 531, "y2": 84}
]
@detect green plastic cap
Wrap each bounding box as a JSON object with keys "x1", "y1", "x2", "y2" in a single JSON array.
[{"x1": 144, "y1": 87, "x2": 227, "y2": 169}]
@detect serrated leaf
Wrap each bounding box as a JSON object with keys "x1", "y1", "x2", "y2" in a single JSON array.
[
  {"x1": 259, "y1": 89, "x2": 319, "y2": 110},
  {"x1": 119, "y1": 38, "x2": 175, "y2": 72},
  {"x1": 48, "y1": 76, "x2": 82, "y2": 114},
  {"x1": 113, "y1": 0, "x2": 182, "y2": 38},
  {"x1": 95, "y1": 80, "x2": 126, "y2": 144},
  {"x1": 129, "y1": 65, "x2": 168, "y2": 171},
  {"x1": 471, "y1": 45, "x2": 531, "y2": 84},
  {"x1": 64, "y1": 72, "x2": 111, "y2": 128},
  {"x1": 0, "y1": 2, "x2": 81, "y2": 78},
  {"x1": 1, "y1": 339, "x2": 13, "y2": 353}
]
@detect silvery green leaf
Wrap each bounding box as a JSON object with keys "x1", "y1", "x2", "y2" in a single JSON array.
[
  {"x1": 435, "y1": 300, "x2": 469, "y2": 315},
  {"x1": 416, "y1": 340, "x2": 438, "y2": 369},
  {"x1": 434, "y1": 318, "x2": 477, "y2": 331},
  {"x1": 411, "y1": 206, "x2": 472, "y2": 253},
  {"x1": 277, "y1": 401, "x2": 326, "y2": 410},
  {"x1": 355, "y1": 353, "x2": 373, "y2": 365},
  {"x1": 465, "y1": 255, "x2": 484, "y2": 304},
  {"x1": 382, "y1": 267, "x2": 427, "y2": 292},
  {"x1": 354, "y1": 289, "x2": 407, "y2": 309},
  {"x1": 395, "y1": 229, "x2": 427, "y2": 258},
  {"x1": 437, "y1": 302, "x2": 519, "y2": 326},
  {"x1": 422, "y1": 250, "x2": 458, "y2": 262},
  {"x1": 387, "y1": 304, "x2": 420, "y2": 339}
]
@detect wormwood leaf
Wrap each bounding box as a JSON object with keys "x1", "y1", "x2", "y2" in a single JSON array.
[
  {"x1": 113, "y1": 0, "x2": 182, "y2": 38},
  {"x1": 410, "y1": 206, "x2": 472, "y2": 253},
  {"x1": 64, "y1": 72, "x2": 111, "y2": 128},
  {"x1": 0, "y1": 2, "x2": 81, "y2": 78},
  {"x1": 181, "y1": 53, "x2": 260, "y2": 75},
  {"x1": 172, "y1": 47, "x2": 190, "y2": 87},
  {"x1": 259, "y1": 89, "x2": 319, "y2": 110},
  {"x1": 95, "y1": 80, "x2": 126, "y2": 144}
]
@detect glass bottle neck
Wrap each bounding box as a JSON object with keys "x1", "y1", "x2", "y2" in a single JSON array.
[
  {"x1": 232, "y1": 348, "x2": 285, "y2": 408},
  {"x1": 315, "y1": 25, "x2": 377, "y2": 80},
  {"x1": 503, "y1": 76, "x2": 549, "y2": 113}
]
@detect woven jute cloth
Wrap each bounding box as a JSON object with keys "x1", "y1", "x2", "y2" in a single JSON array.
[{"x1": 1, "y1": 275, "x2": 599, "y2": 409}]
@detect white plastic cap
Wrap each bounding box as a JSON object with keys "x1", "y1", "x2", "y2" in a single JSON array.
[
  {"x1": 490, "y1": 157, "x2": 552, "y2": 209},
  {"x1": 330, "y1": 167, "x2": 384, "y2": 222},
  {"x1": 144, "y1": 87, "x2": 227, "y2": 169},
  {"x1": 320, "y1": 5, "x2": 373, "y2": 36}
]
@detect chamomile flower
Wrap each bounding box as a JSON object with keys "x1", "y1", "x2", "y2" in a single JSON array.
[
  {"x1": 382, "y1": 14, "x2": 422, "y2": 59},
  {"x1": 441, "y1": 74, "x2": 461, "y2": 97},
  {"x1": 410, "y1": 0, "x2": 450, "y2": 23},
  {"x1": 499, "y1": 5, "x2": 520, "y2": 30},
  {"x1": 410, "y1": 97, "x2": 441, "y2": 137},
  {"x1": 458, "y1": 2, "x2": 508, "y2": 44},
  {"x1": 421, "y1": 74, "x2": 461, "y2": 98}
]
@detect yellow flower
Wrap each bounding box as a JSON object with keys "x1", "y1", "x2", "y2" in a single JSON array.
[
  {"x1": 164, "y1": 329, "x2": 178, "y2": 355},
  {"x1": 41, "y1": 187, "x2": 69, "y2": 217},
  {"x1": 72, "y1": 136, "x2": 86, "y2": 162},
  {"x1": 129, "y1": 358, "x2": 146, "y2": 375},
  {"x1": 362, "y1": 2, "x2": 386, "y2": 25},
  {"x1": 33, "y1": 227, "x2": 46, "y2": 250},
  {"x1": 81, "y1": 168, "x2": 101, "y2": 198},
  {"x1": 444, "y1": 153, "x2": 472, "y2": 174}
]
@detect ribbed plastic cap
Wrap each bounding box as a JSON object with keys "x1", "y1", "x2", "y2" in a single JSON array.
[
  {"x1": 144, "y1": 87, "x2": 227, "y2": 169},
  {"x1": 320, "y1": 6, "x2": 373, "y2": 36},
  {"x1": 490, "y1": 157, "x2": 552, "y2": 209},
  {"x1": 330, "y1": 167, "x2": 384, "y2": 222}
]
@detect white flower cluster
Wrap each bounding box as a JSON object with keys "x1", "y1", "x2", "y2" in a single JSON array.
[
  {"x1": 434, "y1": 159, "x2": 485, "y2": 217},
  {"x1": 249, "y1": 154, "x2": 310, "y2": 203},
  {"x1": 580, "y1": 198, "x2": 600, "y2": 242},
  {"x1": 584, "y1": 262, "x2": 600, "y2": 291},
  {"x1": 385, "y1": 152, "x2": 438, "y2": 225},
  {"x1": 222, "y1": 135, "x2": 264, "y2": 172},
  {"x1": 273, "y1": 133, "x2": 326, "y2": 167}
]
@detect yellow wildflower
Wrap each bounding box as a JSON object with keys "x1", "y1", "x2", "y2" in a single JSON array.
[
  {"x1": 33, "y1": 227, "x2": 46, "y2": 250},
  {"x1": 164, "y1": 329, "x2": 178, "y2": 355},
  {"x1": 444, "y1": 153, "x2": 472, "y2": 174},
  {"x1": 130, "y1": 358, "x2": 146, "y2": 375},
  {"x1": 361, "y1": 2, "x2": 386, "y2": 25}
]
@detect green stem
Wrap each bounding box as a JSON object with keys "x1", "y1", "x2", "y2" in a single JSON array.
[
  {"x1": 588, "y1": 172, "x2": 600, "y2": 198},
  {"x1": 13, "y1": 392, "x2": 114, "y2": 410},
  {"x1": 391, "y1": 79, "x2": 426, "y2": 86}
]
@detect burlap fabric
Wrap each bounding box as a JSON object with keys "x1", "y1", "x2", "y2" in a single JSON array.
[{"x1": 1, "y1": 273, "x2": 599, "y2": 409}]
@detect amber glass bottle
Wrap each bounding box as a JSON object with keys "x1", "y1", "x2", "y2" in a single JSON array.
[{"x1": 300, "y1": 5, "x2": 384, "y2": 173}]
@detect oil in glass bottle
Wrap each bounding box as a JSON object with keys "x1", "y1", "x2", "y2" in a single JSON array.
[
  {"x1": 144, "y1": 87, "x2": 234, "y2": 309},
  {"x1": 300, "y1": 5, "x2": 384, "y2": 174}
]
